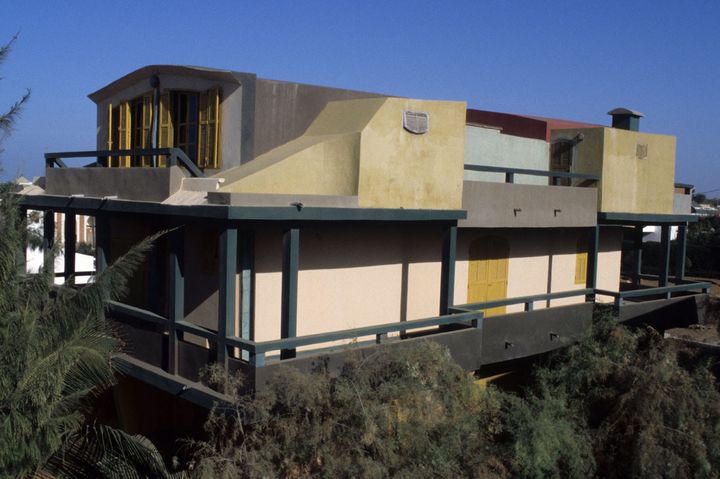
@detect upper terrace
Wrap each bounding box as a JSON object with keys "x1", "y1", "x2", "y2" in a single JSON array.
[{"x1": 39, "y1": 65, "x2": 688, "y2": 223}]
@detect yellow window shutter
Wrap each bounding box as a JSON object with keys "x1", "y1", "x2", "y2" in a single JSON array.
[
  {"x1": 141, "y1": 93, "x2": 153, "y2": 166},
  {"x1": 158, "y1": 91, "x2": 173, "y2": 167},
  {"x1": 198, "y1": 87, "x2": 220, "y2": 169},
  {"x1": 106, "y1": 104, "x2": 113, "y2": 167},
  {"x1": 118, "y1": 101, "x2": 131, "y2": 167},
  {"x1": 575, "y1": 237, "x2": 588, "y2": 284}
]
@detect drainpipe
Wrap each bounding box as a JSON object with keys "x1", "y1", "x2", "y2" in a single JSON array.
[{"x1": 150, "y1": 75, "x2": 160, "y2": 167}]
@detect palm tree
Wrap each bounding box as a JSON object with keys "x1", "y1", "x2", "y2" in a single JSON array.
[
  {"x1": 0, "y1": 190, "x2": 180, "y2": 477},
  {"x1": 0, "y1": 34, "x2": 181, "y2": 478}
]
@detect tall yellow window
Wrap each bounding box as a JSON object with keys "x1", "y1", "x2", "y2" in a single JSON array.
[
  {"x1": 106, "y1": 86, "x2": 221, "y2": 170},
  {"x1": 198, "y1": 87, "x2": 221, "y2": 169},
  {"x1": 117, "y1": 101, "x2": 131, "y2": 167},
  {"x1": 575, "y1": 235, "x2": 588, "y2": 285},
  {"x1": 158, "y1": 91, "x2": 174, "y2": 167}
]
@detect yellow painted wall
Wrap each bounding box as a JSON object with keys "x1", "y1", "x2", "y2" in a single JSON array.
[
  {"x1": 553, "y1": 127, "x2": 676, "y2": 214},
  {"x1": 213, "y1": 133, "x2": 361, "y2": 196},
  {"x1": 356, "y1": 98, "x2": 466, "y2": 209},
  {"x1": 600, "y1": 128, "x2": 675, "y2": 214},
  {"x1": 216, "y1": 97, "x2": 466, "y2": 210}
]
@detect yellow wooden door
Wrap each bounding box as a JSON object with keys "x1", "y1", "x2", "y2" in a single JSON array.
[{"x1": 468, "y1": 237, "x2": 509, "y2": 317}]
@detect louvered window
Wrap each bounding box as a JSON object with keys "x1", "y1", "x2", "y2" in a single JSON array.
[
  {"x1": 403, "y1": 111, "x2": 429, "y2": 134},
  {"x1": 575, "y1": 235, "x2": 588, "y2": 285},
  {"x1": 107, "y1": 87, "x2": 221, "y2": 169}
]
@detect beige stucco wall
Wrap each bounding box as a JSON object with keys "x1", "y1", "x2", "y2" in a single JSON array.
[
  {"x1": 108, "y1": 220, "x2": 622, "y2": 351},
  {"x1": 553, "y1": 127, "x2": 676, "y2": 214},
  {"x1": 252, "y1": 224, "x2": 444, "y2": 346},
  {"x1": 596, "y1": 227, "x2": 623, "y2": 303},
  {"x1": 218, "y1": 97, "x2": 466, "y2": 210},
  {"x1": 249, "y1": 225, "x2": 624, "y2": 347}
]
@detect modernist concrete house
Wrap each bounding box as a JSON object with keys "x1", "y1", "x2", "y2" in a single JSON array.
[{"x1": 17, "y1": 65, "x2": 709, "y2": 411}]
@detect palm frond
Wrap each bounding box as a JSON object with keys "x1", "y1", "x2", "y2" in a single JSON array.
[
  {"x1": 43, "y1": 424, "x2": 186, "y2": 479},
  {"x1": 0, "y1": 32, "x2": 18, "y2": 65},
  {"x1": 0, "y1": 89, "x2": 30, "y2": 136},
  {"x1": 0, "y1": 188, "x2": 169, "y2": 475}
]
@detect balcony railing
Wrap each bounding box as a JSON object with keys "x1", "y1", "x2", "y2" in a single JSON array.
[
  {"x1": 595, "y1": 281, "x2": 711, "y2": 307},
  {"x1": 107, "y1": 301, "x2": 483, "y2": 368},
  {"x1": 450, "y1": 288, "x2": 593, "y2": 313},
  {"x1": 464, "y1": 164, "x2": 599, "y2": 186},
  {"x1": 104, "y1": 281, "x2": 710, "y2": 372},
  {"x1": 45, "y1": 148, "x2": 204, "y2": 178}
]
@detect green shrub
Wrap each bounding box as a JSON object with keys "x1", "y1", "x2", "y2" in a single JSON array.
[{"x1": 190, "y1": 342, "x2": 507, "y2": 479}]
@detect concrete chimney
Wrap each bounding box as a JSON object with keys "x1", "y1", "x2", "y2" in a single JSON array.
[{"x1": 608, "y1": 108, "x2": 644, "y2": 131}]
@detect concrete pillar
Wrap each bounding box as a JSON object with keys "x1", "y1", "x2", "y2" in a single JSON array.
[
  {"x1": 586, "y1": 226, "x2": 600, "y2": 290},
  {"x1": 167, "y1": 227, "x2": 184, "y2": 375},
  {"x1": 659, "y1": 225, "x2": 671, "y2": 287},
  {"x1": 439, "y1": 225, "x2": 457, "y2": 315},
  {"x1": 217, "y1": 227, "x2": 238, "y2": 367},
  {"x1": 95, "y1": 213, "x2": 109, "y2": 274},
  {"x1": 674, "y1": 223, "x2": 688, "y2": 284},
  {"x1": 239, "y1": 231, "x2": 255, "y2": 361},
  {"x1": 42, "y1": 210, "x2": 55, "y2": 274},
  {"x1": 64, "y1": 212, "x2": 76, "y2": 284},
  {"x1": 633, "y1": 224, "x2": 643, "y2": 287},
  {"x1": 281, "y1": 228, "x2": 300, "y2": 360}
]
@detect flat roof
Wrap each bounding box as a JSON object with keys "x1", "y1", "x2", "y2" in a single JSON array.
[{"x1": 17, "y1": 193, "x2": 466, "y2": 222}]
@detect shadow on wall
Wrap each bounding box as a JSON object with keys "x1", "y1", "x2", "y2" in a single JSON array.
[{"x1": 455, "y1": 228, "x2": 612, "y2": 264}]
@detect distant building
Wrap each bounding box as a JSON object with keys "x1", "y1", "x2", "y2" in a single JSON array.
[{"x1": 692, "y1": 203, "x2": 719, "y2": 217}]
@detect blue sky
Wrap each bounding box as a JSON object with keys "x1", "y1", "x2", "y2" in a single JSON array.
[{"x1": 1, "y1": 0, "x2": 718, "y2": 193}]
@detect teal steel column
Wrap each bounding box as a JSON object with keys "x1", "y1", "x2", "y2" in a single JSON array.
[
  {"x1": 281, "y1": 228, "x2": 299, "y2": 360},
  {"x1": 240, "y1": 231, "x2": 255, "y2": 361},
  {"x1": 217, "y1": 227, "x2": 238, "y2": 367},
  {"x1": 42, "y1": 210, "x2": 55, "y2": 274},
  {"x1": 633, "y1": 224, "x2": 643, "y2": 287},
  {"x1": 586, "y1": 226, "x2": 599, "y2": 299},
  {"x1": 439, "y1": 225, "x2": 457, "y2": 315},
  {"x1": 167, "y1": 227, "x2": 184, "y2": 375},
  {"x1": 94, "y1": 213, "x2": 109, "y2": 274},
  {"x1": 64, "y1": 212, "x2": 76, "y2": 284},
  {"x1": 659, "y1": 225, "x2": 671, "y2": 287},
  {"x1": 674, "y1": 223, "x2": 688, "y2": 284},
  {"x1": 148, "y1": 238, "x2": 160, "y2": 313}
]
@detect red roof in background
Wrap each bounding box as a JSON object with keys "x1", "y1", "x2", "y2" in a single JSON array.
[{"x1": 466, "y1": 109, "x2": 602, "y2": 143}]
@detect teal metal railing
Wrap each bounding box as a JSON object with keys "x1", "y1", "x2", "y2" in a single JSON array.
[
  {"x1": 44, "y1": 148, "x2": 204, "y2": 178},
  {"x1": 450, "y1": 288, "x2": 593, "y2": 313},
  {"x1": 107, "y1": 302, "x2": 482, "y2": 367},
  {"x1": 464, "y1": 164, "x2": 599, "y2": 186},
  {"x1": 595, "y1": 281, "x2": 711, "y2": 307},
  {"x1": 105, "y1": 281, "x2": 709, "y2": 371}
]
